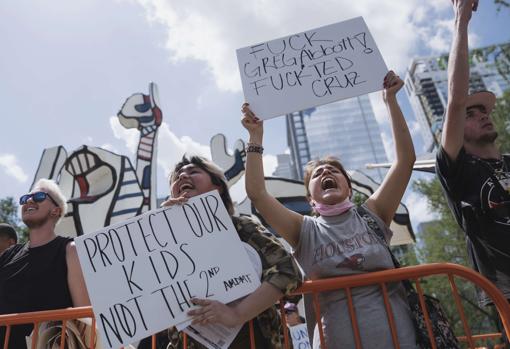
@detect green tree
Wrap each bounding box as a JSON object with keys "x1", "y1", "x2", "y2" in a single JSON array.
[
  {"x1": 493, "y1": 90, "x2": 510, "y2": 153},
  {"x1": 413, "y1": 178, "x2": 500, "y2": 338},
  {"x1": 0, "y1": 197, "x2": 28, "y2": 243}
]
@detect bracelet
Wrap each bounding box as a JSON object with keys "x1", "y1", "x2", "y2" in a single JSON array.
[{"x1": 246, "y1": 143, "x2": 264, "y2": 154}]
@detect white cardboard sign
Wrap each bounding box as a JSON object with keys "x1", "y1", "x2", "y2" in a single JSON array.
[
  {"x1": 236, "y1": 17, "x2": 388, "y2": 119},
  {"x1": 75, "y1": 191, "x2": 261, "y2": 349},
  {"x1": 289, "y1": 323, "x2": 311, "y2": 349}
]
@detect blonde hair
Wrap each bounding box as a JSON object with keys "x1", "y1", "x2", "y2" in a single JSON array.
[{"x1": 33, "y1": 179, "x2": 68, "y2": 221}]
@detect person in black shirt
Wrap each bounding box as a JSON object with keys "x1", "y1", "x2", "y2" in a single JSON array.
[
  {"x1": 436, "y1": 2, "x2": 510, "y2": 345},
  {"x1": 0, "y1": 179, "x2": 90, "y2": 348}
]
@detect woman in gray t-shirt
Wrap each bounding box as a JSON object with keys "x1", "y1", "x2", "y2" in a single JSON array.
[{"x1": 241, "y1": 71, "x2": 418, "y2": 348}]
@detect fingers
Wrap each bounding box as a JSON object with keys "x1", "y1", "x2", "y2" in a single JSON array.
[
  {"x1": 188, "y1": 299, "x2": 219, "y2": 325},
  {"x1": 160, "y1": 196, "x2": 188, "y2": 207},
  {"x1": 240, "y1": 103, "x2": 263, "y2": 134},
  {"x1": 383, "y1": 70, "x2": 404, "y2": 89},
  {"x1": 241, "y1": 103, "x2": 259, "y2": 121},
  {"x1": 190, "y1": 312, "x2": 216, "y2": 325}
]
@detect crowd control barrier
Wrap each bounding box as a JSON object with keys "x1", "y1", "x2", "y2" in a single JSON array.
[{"x1": 1, "y1": 263, "x2": 509, "y2": 349}]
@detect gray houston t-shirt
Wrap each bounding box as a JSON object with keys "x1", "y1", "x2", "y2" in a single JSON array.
[{"x1": 294, "y1": 206, "x2": 417, "y2": 349}]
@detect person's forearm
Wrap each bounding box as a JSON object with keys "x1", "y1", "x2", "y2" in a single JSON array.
[
  {"x1": 448, "y1": 14, "x2": 470, "y2": 109},
  {"x1": 385, "y1": 96, "x2": 415, "y2": 166},
  {"x1": 232, "y1": 282, "x2": 283, "y2": 324},
  {"x1": 245, "y1": 135, "x2": 267, "y2": 202}
]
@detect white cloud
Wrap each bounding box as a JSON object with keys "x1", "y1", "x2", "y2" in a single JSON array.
[
  {"x1": 109, "y1": 116, "x2": 139, "y2": 154},
  {"x1": 263, "y1": 154, "x2": 278, "y2": 176},
  {"x1": 109, "y1": 116, "x2": 210, "y2": 178},
  {"x1": 0, "y1": 154, "x2": 28, "y2": 183},
  {"x1": 135, "y1": 0, "x2": 453, "y2": 92},
  {"x1": 156, "y1": 122, "x2": 211, "y2": 177},
  {"x1": 404, "y1": 189, "x2": 439, "y2": 231}
]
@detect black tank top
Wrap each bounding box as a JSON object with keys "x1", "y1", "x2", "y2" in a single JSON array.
[{"x1": 0, "y1": 235, "x2": 73, "y2": 348}]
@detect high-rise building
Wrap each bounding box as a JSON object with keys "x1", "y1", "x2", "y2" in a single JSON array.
[
  {"x1": 405, "y1": 42, "x2": 510, "y2": 151},
  {"x1": 272, "y1": 153, "x2": 293, "y2": 179},
  {"x1": 286, "y1": 95, "x2": 388, "y2": 180}
]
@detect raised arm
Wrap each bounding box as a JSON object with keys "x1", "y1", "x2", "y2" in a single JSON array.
[
  {"x1": 365, "y1": 71, "x2": 416, "y2": 226},
  {"x1": 241, "y1": 104, "x2": 303, "y2": 248},
  {"x1": 441, "y1": 0, "x2": 478, "y2": 160}
]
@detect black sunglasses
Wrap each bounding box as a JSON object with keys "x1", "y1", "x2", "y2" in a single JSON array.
[{"x1": 19, "y1": 191, "x2": 59, "y2": 207}]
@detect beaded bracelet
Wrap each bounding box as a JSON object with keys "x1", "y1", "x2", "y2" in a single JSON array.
[{"x1": 246, "y1": 143, "x2": 264, "y2": 154}]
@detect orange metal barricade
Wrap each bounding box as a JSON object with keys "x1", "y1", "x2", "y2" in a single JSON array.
[
  {"x1": 282, "y1": 263, "x2": 510, "y2": 349},
  {"x1": 0, "y1": 263, "x2": 509, "y2": 349}
]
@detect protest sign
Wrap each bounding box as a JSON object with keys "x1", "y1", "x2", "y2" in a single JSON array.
[
  {"x1": 177, "y1": 242, "x2": 263, "y2": 349},
  {"x1": 290, "y1": 323, "x2": 311, "y2": 349},
  {"x1": 236, "y1": 16, "x2": 387, "y2": 119},
  {"x1": 75, "y1": 191, "x2": 261, "y2": 349}
]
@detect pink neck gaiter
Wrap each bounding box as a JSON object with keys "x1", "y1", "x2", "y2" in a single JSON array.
[{"x1": 314, "y1": 198, "x2": 354, "y2": 217}]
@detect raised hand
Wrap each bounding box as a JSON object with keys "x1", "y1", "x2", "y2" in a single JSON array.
[
  {"x1": 382, "y1": 70, "x2": 404, "y2": 102},
  {"x1": 451, "y1": 0, "x2": 478, "y2": 21},
  {"x1": 241, "y1": 103, "x2": 264, "y2": 144}
]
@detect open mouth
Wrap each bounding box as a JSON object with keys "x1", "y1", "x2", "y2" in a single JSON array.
[
  {"x1": 321, "y1": 177, "x2": 337, "y2": 190},
  {"x1": 179, "y1": 182, "x2": 194, "y2": 194},
  {"x1": 25, "y1": 206, "x2": 37, "y2": 213}
]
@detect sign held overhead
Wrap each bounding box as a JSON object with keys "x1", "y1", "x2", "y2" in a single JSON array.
[{"x1": 236, "y1": 17, "x2": 388, "y2": 119}]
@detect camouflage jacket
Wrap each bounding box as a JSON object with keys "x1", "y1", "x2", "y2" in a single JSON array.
[{"x1": 163, "y1": 215, "x2": 302, "y2": 349}]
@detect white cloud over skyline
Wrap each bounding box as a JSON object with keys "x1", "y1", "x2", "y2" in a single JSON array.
[
  {"x1": 136, "y1": 0, "x2": 455, "y2": 93},
  {"x1": 0, "y1": 154, "x2": 28, "y2": 183},
  {"x1": 1, "y1": 0, "x2": 507, "y2": 226}
]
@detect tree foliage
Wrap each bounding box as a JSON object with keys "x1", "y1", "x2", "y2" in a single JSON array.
[
  {"x1": 493, "y1": 90, "x2": 510, "y2": 153},
  {"x1": 412, "y1": 178, "x2": 501, "y2": 337}
]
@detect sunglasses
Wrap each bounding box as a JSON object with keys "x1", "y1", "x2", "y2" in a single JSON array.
[{"x1": 19, "y1": 191, "x2": 59, "y2": 207}]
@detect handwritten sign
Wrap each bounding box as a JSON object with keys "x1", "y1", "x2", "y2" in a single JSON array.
[
  {"x1": 289, "y1": 324, "x2": 311, "y2": 349},
  {"x1": 236, "y1": 17, "x2": 387, "y2": 119},
  {"x1": 75, "y1": 191, "x2": 260, "y2": 349}
]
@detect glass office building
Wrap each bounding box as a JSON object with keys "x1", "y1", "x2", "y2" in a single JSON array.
[
  {"x1": 286, "y1": 95, "x2": 388, "y2": 181},
  {"x1": 405, "y1": 42, "x2": 510, "y2": 151}
]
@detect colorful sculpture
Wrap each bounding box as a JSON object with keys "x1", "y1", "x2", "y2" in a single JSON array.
[
  {"x1": 30, "y1": 83, "x2": 414, "y2": 245},
  {"x1": 31, "y1": 83, "x2": 162, "y2": 236}
]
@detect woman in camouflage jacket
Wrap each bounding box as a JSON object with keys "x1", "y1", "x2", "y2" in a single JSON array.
[{"x1": 148, "y1": 155, "x2": 302, "y2": 349}]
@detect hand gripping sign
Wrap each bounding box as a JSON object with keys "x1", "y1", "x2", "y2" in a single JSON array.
[
  {"x1": 236, "y1": 16, "x2": 388, "y2": 119},
  {"x1": 75, "y1": 191, "x2": 260, "y2": 349}
]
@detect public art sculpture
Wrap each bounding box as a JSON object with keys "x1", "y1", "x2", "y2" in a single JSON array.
[
  {"x1": 31, "y1": 83, "x2": 162, "y2": 236},
  {"x1": 30, "y1": 83, "x2": 414, "y2": 245}
]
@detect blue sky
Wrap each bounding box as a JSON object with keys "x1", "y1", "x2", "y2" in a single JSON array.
[{"x1": 0, "y1": 0, "x2": 509, "y2": 228}]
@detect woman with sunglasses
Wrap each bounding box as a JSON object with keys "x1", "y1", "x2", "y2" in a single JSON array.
[
  {"x1": 242, "y1": 71, "x2": 418, "y2": 348},
  {"x1": 0, "y1": 179, "x2": 90, "y2": 348},
  {"x1": 146, "y1": 155, "x2": 302, "y2": 349}
]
